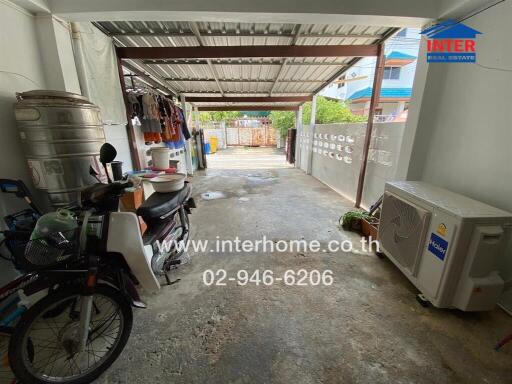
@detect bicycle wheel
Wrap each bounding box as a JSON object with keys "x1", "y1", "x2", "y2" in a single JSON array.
[
  {"x1": 9, "y1": 285, "x2": 133, "y2": 384},
  {"x1": 0, "y1": 328, "x2": 15, "y2": 383}
]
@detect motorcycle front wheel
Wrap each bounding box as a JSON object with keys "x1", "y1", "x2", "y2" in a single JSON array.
[{"x1": 9, "y1": 285, "x2": 133, "y2": 384}]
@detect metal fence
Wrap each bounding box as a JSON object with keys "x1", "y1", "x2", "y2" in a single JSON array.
[
  {"x1": 225, "y1": 126, "x2": 277, "y2": 146},
  {"x1": 202, "y1": 118, "x2": 277, "y2": 147}
]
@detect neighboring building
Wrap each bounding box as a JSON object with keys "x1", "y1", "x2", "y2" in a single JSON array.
[{"x1": 320, "y1": 28, "x2": 420, "y2": 121}]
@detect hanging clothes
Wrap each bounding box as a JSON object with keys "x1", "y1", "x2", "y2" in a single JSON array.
[
  {"x1": 140, "y1": 93, "x2": 162, "y2": 143},
  {"x1": 125, "y1": 91, "x2": 192, "y2": 147},
  {"x1": 177, "y1": 107, "x2": 191, "y2": 140},
  {"x1": 140, "y1": 94, "x2": 162, "y2": 133},
  {"x1": 127, "y1": 93, "x2": 142, "y2": 118},
  {"x1": 173, "y1": 127, "x2": 186, "y2": 149},
  {"x1": 158, "y1": 97, "x2": 177, "y2": 143},
  {"x1": 166, "y1": 99, "x2": 182, "y2": 142},
  {"x1": 170, "y1": 103, "x2": 186, "y2": 149}
]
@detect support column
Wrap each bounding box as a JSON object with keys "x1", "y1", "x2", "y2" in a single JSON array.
[
  {"x1": 355, "y1": 43, "x2": 385, "y2": 208},
  {"x1": 194, "y1": 106, "x2": 205, "y2": 169},
  {"x1": 180, "y1": 94, "x2": 194, "y2": 175},
  {"x1": 194, "y1": 106, "x2": 200, "y2": 131},
  {"x1": 306, "y1": 95, "x2": 317, "y2": 175},
  {"x1": 294, "y1": 105, "x2": 303, "y2": 168},
  {"x1": 116, "y1": 56, "x2": 142, "y2": 170},
  {"x1": 223, "y1": 121, "x2": 228, "y2": 149}
]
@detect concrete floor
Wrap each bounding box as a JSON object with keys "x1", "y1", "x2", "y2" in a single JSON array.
[
  {"x1": 207, "y1": 146, "x2": 292, "y2": 169},
  {"x1": 96, "y1": 148, "x2": 512, "y2": 384}
]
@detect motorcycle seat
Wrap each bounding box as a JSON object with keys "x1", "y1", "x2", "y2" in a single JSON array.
[{"x1": 137, "y1": 183, "x2": 190, "y2": 222}]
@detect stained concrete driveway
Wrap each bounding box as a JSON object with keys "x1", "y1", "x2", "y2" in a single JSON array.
[
  {"x1": 95, "y1": 148, "x2": 512, "y2": 384},
  {"x1": 207, "y1": 146, "x2": 292, "y2": 170}
]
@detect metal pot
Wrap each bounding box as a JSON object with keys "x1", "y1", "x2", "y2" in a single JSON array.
[{"x1": 14, "y1": 90, "x2": 105, "y2": 206}]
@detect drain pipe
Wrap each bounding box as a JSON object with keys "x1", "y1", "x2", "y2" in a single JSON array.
[{"x1": 70, "y1": 22, "x2": 87, "y2": 97}]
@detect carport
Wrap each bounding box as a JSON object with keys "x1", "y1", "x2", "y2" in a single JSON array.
[{"x1": 93, "y1": 20, "x2": 398, "y2": 206}]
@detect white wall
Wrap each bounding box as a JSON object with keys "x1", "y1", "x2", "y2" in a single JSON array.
[
  {"x1": 71, "y1": 22, "x2": 133, "y2": 171},
  {"x1": 403, "y1": 0, "x2": 512, "y2": 309},
  {"x1": 320, "y1": 83, "x2": 348, "y2": 100},
  {"x1": 50, "y1": 17, "x2": 81, "y2": 92},
  {"x1": 0, "y1": 1, "x2": 48, "y2": 284},
  {"x1": 35, "y1": 14, "x2": 80, "y2": 92},
  {"x1": 0, "y1": 1, "x2": 49, "y2": 210},
  {"x1": 300, "y1": 122, "x2": 405, "y2": 207},
  {"x1": 362, "y1": 122, "x2": 405, "y2": 207},
  {"x1": 0, "y1": 2, "x2": 84, "y2": 286}
]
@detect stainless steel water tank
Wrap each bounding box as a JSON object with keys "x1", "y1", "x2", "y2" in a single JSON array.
[{"x1": 14, "y1": 90, "x2": 105, "y2": 206}]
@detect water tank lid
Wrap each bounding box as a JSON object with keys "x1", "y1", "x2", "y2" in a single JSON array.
[{"x1": 16, "y1": 90, "x2": 91, "y2": 104}]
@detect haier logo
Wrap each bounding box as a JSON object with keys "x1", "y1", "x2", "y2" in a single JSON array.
[
  {"x1": 421, "y1": 19, "x2": 482, "y2": 63},
  {"x1": 428, "y1": 233, "x2": 449, "y2": 261}
]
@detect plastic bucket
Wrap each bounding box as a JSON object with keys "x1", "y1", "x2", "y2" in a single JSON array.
[
  {"x1": 151, "y1": 148, "x2": 171, "y2": 169},
  {"x1": 111, "y1": 161, "x2": 123, "y2": 181},
  {"x1": 204, "y1": 143, "x2": 211, "y2": 154},
  {"x1": 210, "y1": 136, "x2": 218, "y2": 153}
]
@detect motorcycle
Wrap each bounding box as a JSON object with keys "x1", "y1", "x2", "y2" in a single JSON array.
[{"x1": 1, "y1": 143, "x2": 195, "y2": 384}]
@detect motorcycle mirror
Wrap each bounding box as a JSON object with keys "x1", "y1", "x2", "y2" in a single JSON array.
[
  {"x1": 99, "y1": 143, "x2": 117, "y2": 184},
  {"x1": 99, "y1": 143, "x2": 117, "y2": 165}
]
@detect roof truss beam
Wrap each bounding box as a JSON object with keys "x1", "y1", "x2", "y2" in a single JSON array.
[
  {"x1": 122, "y1": 60, "x2": 176, "y2": 96},
  {"x1": 116, "y1": 45, "x2": 379, "y2": 59},
  {"x1": 184, "y1": 93, "x2": 311, "y2": 97},
  {"x1": 187, "y1": 96, "x2": 312, "y2": 102},
  {"x1": 164, "y1": 78, "x2": 324, "y2": 83},
  {"x1": 188, "y1": 22, "x2": 225, "y2": 96},
  {"x1": 198, "y1": 106, "x2": 298, "y2": 111},
  {"x1": 110, "y1": 32, "x2": 384, "y2": 39},
  {"x1": 269, "y1": 24, "x2": 302, "y2": 96},
  {"x1": 143, "y1": 59, "x2": 350, "y2": 66}
]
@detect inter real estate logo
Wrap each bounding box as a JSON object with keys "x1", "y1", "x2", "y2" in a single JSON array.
[{"x1": 421, "y1": 19, "x2": 482, "y2": 63}]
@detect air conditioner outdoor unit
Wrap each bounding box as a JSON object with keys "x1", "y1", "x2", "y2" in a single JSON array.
[{"x1": 379, "y1": 181, "x2": 512, "y2": 311}]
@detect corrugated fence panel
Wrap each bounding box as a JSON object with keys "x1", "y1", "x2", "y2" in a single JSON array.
[
  {"x1": 226, "y1": 128, "x2": 239, "y2": 146},
  {"x1": 239, "y1": 128, "x2": 252, "y2": 145}
]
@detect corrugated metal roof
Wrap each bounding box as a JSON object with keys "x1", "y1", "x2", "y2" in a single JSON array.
[{"x1": 97, "y1": 20, "x2": 398, "y2": 108}]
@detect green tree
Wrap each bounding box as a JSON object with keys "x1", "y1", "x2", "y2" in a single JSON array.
[
  {"x1": 269, "y1": 96, "x2": 366, "y2": 137},
  {"x1": 268, "y1": 110, "x2": 296, "y2": 137},
  {"x1": 199, "y1": 111, "x2": 242, "y2": 122},
  {"x1": 302, "y1": 97, "x2": 366, "y2": 125}
]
